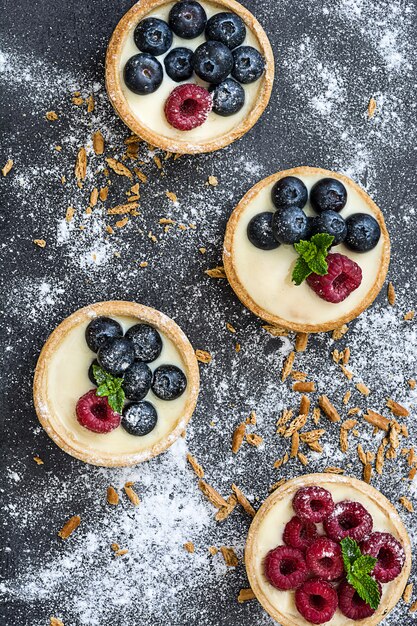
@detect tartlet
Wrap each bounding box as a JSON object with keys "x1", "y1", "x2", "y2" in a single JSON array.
[
  {"x1": 33, "y1": 301, "x2": 200, "y2": 467},
  {"x1": 105, "y1": 0, "x2": 274, "y2": 154},
  {"x1": 223, "y1": 166, "x2": 390, "y2": 333},
  {"x1": 245, "y1": 474, "x2": 411, "y2": 626}
]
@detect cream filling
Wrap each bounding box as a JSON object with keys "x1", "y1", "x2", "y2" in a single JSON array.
[
  {"x1": 231, "y1": 173, "x2": 385, "y2": 325},
  {"x1": 45, "y1": 316, "x2": 189, "y2": 456},
  {"x1": 118, "y1": 1, "x2": 264, "y2": 142},
  {"x1": 253, "y1": 483, "x2": 400, "y2": 626}
]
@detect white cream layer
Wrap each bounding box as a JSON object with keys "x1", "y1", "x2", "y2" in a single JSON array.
[
  {"x1": 253, "y1": 483, "x2": 399, "y2": 626},
  {"x1": 46, "y1": 316, "x2": 189, "y2": 455},
  {"x1": 119, "y1": 1, "x2": 263, "y2": 142},
  {"x1": 231, "y1": 172, "x2": 385, "y2": 325}
]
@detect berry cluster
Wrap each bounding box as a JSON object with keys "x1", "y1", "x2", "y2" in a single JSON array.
[
  {"x1": 76, "y1": 316, "x2": 187, "y2": 436},
  {"x1": 264, "y1": 485, "x2": 405, "y2": 624},
  {"x1": 124, "y1": 1, "x2": 266, "y2": 130}
]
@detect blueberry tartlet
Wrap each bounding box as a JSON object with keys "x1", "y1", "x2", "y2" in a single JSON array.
[
  {"x1": 33, "y1": 301, "x2": 199, "y2": 466},
  {"x1": 223, "y1": 166, "x2": 390, "y2": 333},
  {"x1": 106, "y1": 0, "x2": 274, "y2": 153},
  {"x1": 245, "y1": 474, "x2": 411, "y2": 625}
]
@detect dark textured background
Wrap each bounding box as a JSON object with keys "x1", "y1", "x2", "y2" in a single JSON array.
[{"x1": 1, "y1": 0, "x2": 416, "y2": 624}]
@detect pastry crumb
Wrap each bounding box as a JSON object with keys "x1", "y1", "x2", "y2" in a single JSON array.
[
  {"x1": 237, "y1": 588, "x2": 255, "y2": 603},
  {"x1": 107, "y1": 486, "x2": 119, "y2": 506},
  {"x1": 183, "y1": 542, "x2": 195, "y2": 553},
  {"x1": 124, "y1": 483, "x2": 140, "y2": 506},
  {"x1": 58, "y1": 515, "x2": 81, "y2": 540},
  {"x1": 220, "y1": 546, "x2": 238, "y2": 567}
]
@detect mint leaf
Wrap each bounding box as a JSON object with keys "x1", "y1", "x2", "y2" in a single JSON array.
[
  {"x1": 292, "y1": 233, "x2": 334, "y2": 285},
  {"x1": 340, "y1": 537, "x2": 362, "y2": 573},
  {"x1": 93, "y1": 364, "x2": 108, "y2": 386},
  {"x1": 93, "y1": 366, "x2": 125, "y2": 414},
  {"x1": 352, "y1": 555, "x2": 377, "y2": 577},
  {"x1": 96, "y1": 383, "x2": 110, "y2": 397},
  {"x1": 292, "y1": 258, "x2": 312, "y2": 286},
  {"x1": 347, "y1": 572, "x2": 381, "y2": 611},
  {"x1": 341, "y1": 538, "x2": 380, "y2": 610},
  {"x1": 311, "y1": 232, "x2": 334, "y2": 254}
]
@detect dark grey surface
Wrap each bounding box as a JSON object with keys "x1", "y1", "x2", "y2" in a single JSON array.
[{"x1": 1, "y1": 0, "x2": 417, "y2": 625}]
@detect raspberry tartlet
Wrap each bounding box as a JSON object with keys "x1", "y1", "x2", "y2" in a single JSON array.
[
  {"x1": 245, "y1": 474, "x2": 411, "y2": 625},
  {"x1": 33, "y1": 301, "x2": 199, "y2": 466},
  {"x1": 223, "y1": 166, "x2": 390, "y2": 333},
  {"x1": 105, "y1": 0, "x2": 274, "y2": 153}
]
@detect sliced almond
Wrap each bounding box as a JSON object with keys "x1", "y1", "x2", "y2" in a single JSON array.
[
  {"x1": 58, "y1": 515, "x2": 81, "y2": 539},
  {"x1": 318, "y1": 395, "x2": 340, "y2": 422},
  {"x1": 186, "y1": 453, "x2": 204, "y2": 478},
  {"x1": 220, "y1": 546, "x2": 238, "y2": 567},
  {"x1": 75, "y1": 147, "x2": 87, "y2": 180},
  {"x1": 281, "y1": 351, "x2": 295, "y2": 382},
  {"x1": 295, "y1": 332, "x2": 309, "y2": 352},
  {"x1": 386, "y1": 398, "x2": 409, "y2": 417},
  {"x1": 198, "y1": 480, "x2": 228, "y2": 509},
  {"x1": 107, "y1": 486, "x2": 119, "y2": 506},
  {"x1": 231, "y1": 483, "x2": 256, "y2": 517},
  {"x1": 293, "y1": 381, "x2": 316, "y2": 393},
  {"x1": 232, "y1": 422, "x2": 246, "y2": 454},
  {"x1": 124, "y1": 484, "x2": 140, "y2": 506}
]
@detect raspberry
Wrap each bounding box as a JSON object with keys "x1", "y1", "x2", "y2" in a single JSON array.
[
  {"x1": 293, "y1": 486, "x2": 335, "y2": 523},
  {"x1": 295, "y1": 579, "x2": 338, "y2": 624},
  {"x1": 76, "y1": 389, "x2": 121, "y2": 433},
  {"x1": 324, "y1": 501, "x2": 373, "y2": 542},
  {"x1": 264, "y1": 546, "x2": 308, "y2": 590},
  {"x1": 164, "y1": 84, "x2": 212, "y2": 131},
  {"x1": 361, "y1": 532, "x2": 405, "y2": 582},
  {"x1": 338, "y1": 578, "x2": 381, "y2": 620},
  {"x1": 306, "y1": 537, "x2": 344, "y2": 580},
  {"x1": 283, "y1": 516, "x2": 318, "y2": 551},
  {"x1": 306, "y1": 253, "x2": 362, "y2": 303}
]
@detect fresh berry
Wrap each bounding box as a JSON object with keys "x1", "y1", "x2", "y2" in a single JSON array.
[
  {"x1": 210, "y1": 78, "x2": 245, "y2": 116},
  {"x1": 164, "y1": 47, "x2": 194, "y2": 82},
  {"x1": 85, "y1": 316, "x2": 123, "y2": 353},
  {"x1": 121, "y1": 401, "x2": 158, "y2": 436},
  {"x1": 345, "y1": 213, "x2": 381, "y2": 252},
  {"x1": 231, "y1": 46, "x2": 265, "y2": 84},
  {"x1": 125, "y1": 324, "x2": 163, "y2": 362},
  {"x1": 76, "y1": 389, "x2": 121, "y2": 433},
  {"x1": 338, "y1": 578, "x2": 381, "y2": 620},
  {"x1": 293, "y1": 486, "x2": 335, "y2": 523},
  {"x1": 133, "y1": 18, "x2": 173, "y2": 56},
  {"x1": 169, "y1": 1, "x2": 207, "y2": 39},
  {"x1": 312, "y1": 210, "x2": 347, "y2": 246},
  {"x1": 306, "y1": 538, "x2": 344, "y2": 580},
  {"x1": 310, "y1": 178, "x2": 347, "y2": 213},
  {"x1": 192, "y1": 41, "x2": 234, "y2": 84},
  {"x1": 264, "y1": 546, "x2": 308, "y2": 590},
  {"x1": 295, "y1": 579, "x2": 338, "y2": 625},
  {"x1": 97, "y1": 337, "x2": 135, "y2": 377},
  {"x1": 247, "y1": 212, "x2": 280, "y2": 250},
  {"x1": 324, "y1": 501, "x2": 373, "y2": 542},
  {"x1": 272, "y1": 207, "x2": 310, "y2": 245},
  {"x1": 124, "y1": 53, "x2": 163, "y2": 95},
  {"x1": 271, "y1": 176, "x2": 308, "y2": 211},
  {"x1": 283, "y1": 516, "x2": 318, "y2": 551},
  {"x1": 88, "y1": 359, "x2": 99, "y2": 385},
  {"x1": 205, "y1": 12, "x2": 246, "y2": 49},
  {"x1": 306, "y1": 253, "x2": 362, "y2": 304},
  {"x1": 122, "y1": 361, "x2": 153, "y2": 401},
  {"x1": 152, "y1": 365, "x2": 187, "y2": 400},
  {"x1": 361, "y1": 532, "x2": 405, "y2": 582},
  {"x1": 165, "y1": 84, "x2": 212, "y2": 130}
]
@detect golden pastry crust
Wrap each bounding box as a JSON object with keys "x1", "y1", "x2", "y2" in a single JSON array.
[
  {"x1": 245, "y1": 473, "x2": 411, "y2": 626},
  {"x1": 105, "y1": 0, "x2": 274, "y2": 154},
  {"x1": 33, "y1": 301, "x2": 200, "y2": 467},
  {"x1": 223, "y1": 166, "x2": 391, "y2": 333}
]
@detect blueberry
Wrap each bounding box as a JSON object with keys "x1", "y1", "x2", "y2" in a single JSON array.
[
  {"x1": 85, "y1": 316, "x2": 123, "y2": 352},
  {"x1": 210, "y1": 78, "x2": 245, "y2": 116},
  {"x1": 169, "y1": 1, "x2": 207, "y2": 39},
  {"x1": 97, "y1": 337, "x2": 135, "y2": 377},
  {"x1": 122, "y1": 401, "x2": 158, "y2": 436},
  {"x1": 271, "y1": 176, "x2": 308, "y2": 211},
  {"x1": 192, "y1": 41, "x2": 234, "y2": 84},
  {"x1": 134, "y1": 18, "x2": 173, "y2": 56},
  {"x1": 124, "y1": 53, "x2": 163, "y2": 95},
  {"x1": 272, "y1": 207, "x2": 310, "y2": 245},
  {"x1": 164, "y1": 47, "x2": 194, "y2": 82},
  {"x1": 310, "y1": 178, "x2": 347, "y2": 214},
  {"x1": 122, "y1": 361, "x2": 153, "y2": 401},
  {"x1": 345, "y1": 213, "x2": 381, "y2": 252},
  {"x1": 231, "y1": 46, "x2": 265, "y2": 84},
  {"x1": 312, "y1": 210, "x2": 347, "y2": 246},
  {"x1": 205, "y1": 12, "x2": 246, "y2": 49},
  {"x1": 247, "y1": 212, "x2": 280, "y2": 250},
  {"x1": 88, "y1": 359, "x2": 100, "y2": 385},
  {"x1": 125, "y1": 324, "x2": 163, "y2": 362},
  {"x1": 152, "y1": 365, "x2": 187, "y2": 400}
]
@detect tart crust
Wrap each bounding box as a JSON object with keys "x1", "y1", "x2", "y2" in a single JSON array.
[
  {"x1": 245, "y1": 473, "x2": 411, "y2": 626},
  {"x1": 105, "y1": 0, "x2": 274, "y2": 154},
  {"x1": 33, "y1": 301, "x2": 200, "y2": 467},
  {"x1": 223, "y1": 166, "x2": 390, "y2": 333}
]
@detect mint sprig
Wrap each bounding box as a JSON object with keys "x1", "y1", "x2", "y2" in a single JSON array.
[
  {"x1": 292, "y1": 232, "x2": 334, "y2": 285},
  {"x1": 340, "y1": 537, "x2": 380, "y2": 610},
  {"x1": 92, "y1": 364, "x2": 125, "y2": 414}
]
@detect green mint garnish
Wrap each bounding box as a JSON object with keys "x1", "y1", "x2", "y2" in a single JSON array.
[
  {"x1": 92, "y1": 364, "x2": 125, "y2": 414},
  {"x1": 292, "y1": 232, "x2": 334, "y2": 285},
  {"x1": 340, "y1": 537, "x2": 380, "y2": 610}
]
